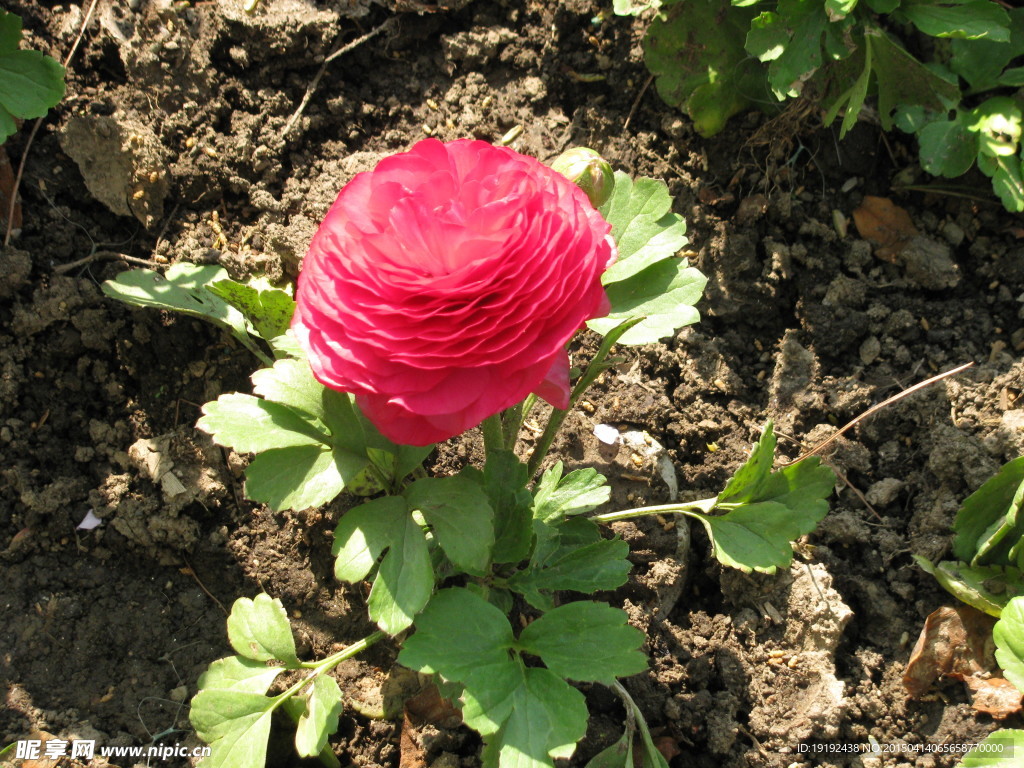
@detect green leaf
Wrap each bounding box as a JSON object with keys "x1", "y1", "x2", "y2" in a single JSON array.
[
  {"x1": 598, "y1": 173, "x2": 688, "y2": 285},
  {"x1": 369, "y1": 514, "x2": 434, "y2": 635},
  {"x1": 867, "y1": 26, "x2": 961, "y2": 130},
  {"x1": 900, "y1": 0, "x2": 1010, "y2": 41},
  {"x1": 332, "y1": 496, "x2": 435, "y2": 634},
  {"x1": 198, "y1": 393, "x2": 329, "y2": 452},
  {"x1": 0, "y1": 11, "x2": 65, "y2": 144},
  {"x1": 190, "y1": 690, "x2": 275, "y2": 768},
  {"x1": 102, "y1": 264, "x2": 268, "y2": 360},
  {"x1": 333, "y1": 496, "x2": 409, "y2": 582},
  {"x1": 399, "y1": 588, "x2": 521, "y2": 733},
  {"x1": 917, "y1": 113, "x2": 979, "y2": 177},
  {"x1": 971, "y1": 98, "x2": 1022, "y2": 158},
  {"x1": 250, "y1": 359, "x2": 333, "y2": 429},
  {"x1": 950, "y1": 8, "x2": 1024, "y2": 90},
  {"x1": 245, "y1": 445, "x2": 352, "y2": 512},
  {"x1": 533, "y1": 462, "x2": 611, "y2": 524},
  {"x1": 584, "y1": 732, "x2": 631, "y2": 768},
  {"x1": 821, "y1": 32, "x2": 871, "y2": 137},
  {"x1": 465, "y1": 451, "x2": 534, "y2": 565},
  {"x1": 914, "y1": 557, "x2": 1024, "y2": 617},
  {"x1": 484, "y1": 668, "x2": 589, "y2": 768},
  {"x1": 508, "y1": 538, "x2": 632, "y2": 609},
  {"x1": 197, "y1": 656, "x2": 284, "y2": 695},
  {"x1": 643, "y1": 0, "x2": 765, "y2": 137},
  {"x1": 746, "y1": 0, "x2": 856, "y2": 100},
  {"x1": 994, "y1": 597, "x2": 1024, "y2": 694},
  {"x1": 825, "y1": 0, "x2": 858, "y2": 19},
  {"x1": 717, "y1": 422, "x2": 776, "y2": 504},
  {"x1": 982, "y1": 153, "x2": 1024, "y2": 213},
  {"x1": 405, "y1": 476, "x2": 495, "y2": 576},
  {"x1": 294, "y1": 675, "x2": 344, "y2": 758},
  {"x1": 400, "y1": 588, "x2": 516, "y2": 680},
  {"x1": 960, "y1": 730, "x2": 1024, "y2": 766},
  {"x1": 518, "y1": 602, "x2": 647, "y2": 684},
  {"x1": 953, "y1": 457, "x2": 1024, "y2": 565},
  {"x1": 697, "y1": 456, "x2": 835, "y2": 574},
  {"x1": 588, "y1": 259, "x2": 707, "y2": 345},
  {"x1": 226, "y1": 594, "x2": 301, "y2": 667},
  {"x1": 207, "y1": 277, "x2": 295, "y2": 342}
]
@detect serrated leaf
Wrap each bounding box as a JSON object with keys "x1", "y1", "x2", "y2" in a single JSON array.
[
  {"x1": 509, "y1": 538, "x2": 631, "y2": 609},
  {"x1": 531, "y1": 516, "x2": 605, "y2": 575},
  {"x1": 960, "y1": 729, "x2": 1024, "y2": 766},
  {"x1": 979, "y1": 152, "x2": 1024, "y2": 213},
  {"x1": 867, "y1": 26, "x2": 961, "y2": 130},
  {"x1": 486, "y1": 668, "x2": 589, "y2": 768},
  {"x1": 994, "y1": 597, "x2": 1024, "y2": 694},
  {"x1": 198, "y1": 393, "x2": 329, "y2": 452},
  {"x1": 697, "y1": 457, "x2": 835, "y2": 574},
  {"x1": 208, "y1": 278, "x2": 295, "y2": 342},
  {"x1": 914, "y1": 557, "x2": 1024, "y2": 617},
  {"x1": 245, "y1": 444, "x2": 355, "y2": 512},
  {"x1": 588, "y1": 260, "x2": 707, "y2": 345},
  {"x1": 533, "y1": 462, "x2": 611, "y2": 524},
  {"x1": 400, "y1": 588, "x2": 522, "y2": 731},
  {"x1": 643, "y1": 0, "x2": 764, "y2": 137},
  {"x1": 598, "y1": 173, "x2": 688, "y2": 285},
  {"x1": 333, "y1": 496, "x2": 409, "y2": 582},
  {"x1": 953, "y1": 457, "x2": 1024, "y2": 565},
  {"x1": 717, "y1": 422, "x2": 776, "y2": 504},
  {"x1": 400, "y1": 588, "x2": 516, "y2": 680},
  {"x1": 900, "y1": 0, "x2": 1010, "y2": 41},
  {"x1": 197, "y1": 656, "x2": 284, "y2": 695},
  {"x1": 251, "y1": 359, "x2": 331, "y2": 428},
  {"x1": 294, "y1": 675, "x2": 344, "y2": 758},
  {"x1": 190, "y1": 689, "x2": 275, "y2": 768},
  {"x1": 518, "y1": 602, "x2": 647, "y2": 684},
  {"x1": 226, "y1": 594, "x2": 300, "y2": 666},
  {"x1": 405, "y1": 476, "x2": 495, "y2": 575},
  {"x1": 367, "y1": 513, "x2": 434, "y2": 635}
]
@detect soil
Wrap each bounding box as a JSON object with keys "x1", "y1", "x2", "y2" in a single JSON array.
[{"x1": 2, "y1": 1, "x2": 1023, "y2": 767}]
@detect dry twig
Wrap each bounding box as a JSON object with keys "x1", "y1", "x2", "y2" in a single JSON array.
[
  {"x1": 281, "y1": 17, "x2": 398, "y2": 138},
  {"x1": 781, "y1": 361, "x2": 975, "y2": 467}
]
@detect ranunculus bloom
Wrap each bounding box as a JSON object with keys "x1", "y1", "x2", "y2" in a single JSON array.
[{"x1": 292, "y1": 138, "x2": 616, "y2": 446}]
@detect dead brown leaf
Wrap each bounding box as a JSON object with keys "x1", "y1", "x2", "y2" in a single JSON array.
[
  {"x1": 965, "y1": 676, "x2": 1024, "y2": 718},
  {"x1": 399, "y1": 711, "x2": 428, "y2": 768},
  {"x1": 852, "y1": 196, "x2": 919, "y2": 262},
  {"x1": 903, "y1": 605, "x2": 996, "y2": 698}
]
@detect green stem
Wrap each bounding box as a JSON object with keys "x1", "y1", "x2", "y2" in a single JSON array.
[
  {"x1": 285, "y1": 631, "x2": 385, "y2": 696},
  {"x1": 526, "y1": 318, "x2": 644, "y2": 478},
  {"x1": 501, "y1": 402, "x2": 524, "y2": 448},
  {"x1": 591, "y1": 496, "x2": 721, "y2": 524},
  {"x1": 481, "y1": 413, "x2": 506, "y2": 453}
]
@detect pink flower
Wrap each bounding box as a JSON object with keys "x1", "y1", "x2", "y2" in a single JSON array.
[{"x1": 292, "y1": 138, "x2": 615, "y2": 446}]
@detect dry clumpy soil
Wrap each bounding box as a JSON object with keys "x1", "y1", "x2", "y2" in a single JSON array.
[{"x1": 1, "y1": 1, "x2": 1023, "y2": 767}]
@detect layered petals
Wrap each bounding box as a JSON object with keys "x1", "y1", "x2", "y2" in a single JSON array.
[{"x1": 293, "y1": 138, "x2": 616, "y2": 446}]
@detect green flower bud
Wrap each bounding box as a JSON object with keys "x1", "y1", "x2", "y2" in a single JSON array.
[{"x1": 550, "y1": 147, "x2": 615, "y2": 209}]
